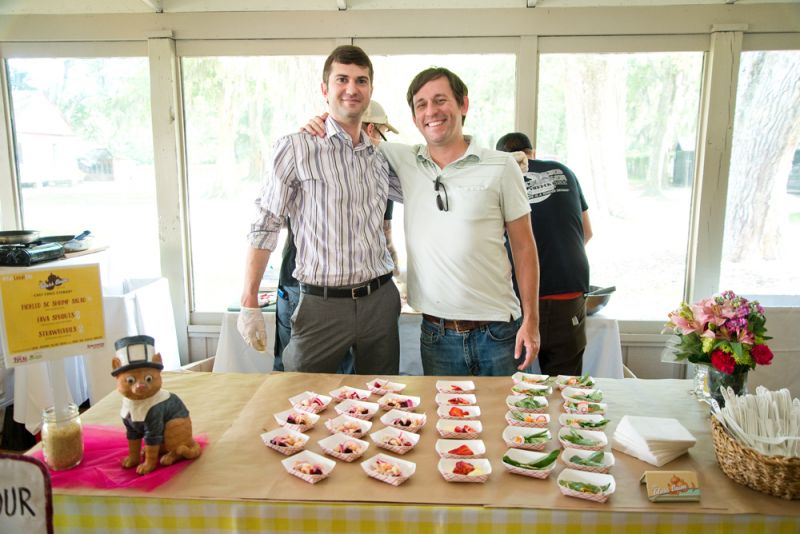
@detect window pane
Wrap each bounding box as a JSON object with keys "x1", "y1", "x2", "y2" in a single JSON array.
[
  {"x1": 720, "y1": 50, "x2": 800, "y2": 301},
  {"x1": 8, "y1": 57, "x2": 159, "y2": 279},
  {"x1": 182, "y1": 56, "x2": 324, "y2": 312},
  {"x1": 369, "y1": 54, "x2": 516, "y2": 150},
  {"x1": 537, "y1": 52, "x2": 703, "y2": 319}
]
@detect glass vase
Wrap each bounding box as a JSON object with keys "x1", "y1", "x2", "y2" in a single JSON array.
[
  {"x1": 707, "y1": 367, "x2": 748, "y2": 408},
  {"x1": 692, "y1": 365, "x2": 709, "y2": 400}
]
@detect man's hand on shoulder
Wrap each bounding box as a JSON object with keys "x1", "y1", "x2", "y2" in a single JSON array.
[
  {"x1": 511, "y1": 151, "x2": 528, "y2": 174},
  {"x1": 300, "y1": 112, "x2": 329, "y2": 137}
]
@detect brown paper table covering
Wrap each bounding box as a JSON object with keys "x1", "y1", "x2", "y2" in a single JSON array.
[{"x1": 54, "y1": 370, "x2": 800, "y2": 518}]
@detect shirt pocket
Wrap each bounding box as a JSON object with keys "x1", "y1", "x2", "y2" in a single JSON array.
[{"x1": 450, "y1": 183, "x2": 499, "y2": 221}]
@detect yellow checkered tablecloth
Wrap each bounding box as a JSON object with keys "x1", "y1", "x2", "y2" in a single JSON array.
[{"x1": 55, "y1": 495, "x2": 799, "y2": 533}]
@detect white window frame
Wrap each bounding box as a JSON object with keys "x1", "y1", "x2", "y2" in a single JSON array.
[{"x1": 176, "y1": 38, "x2": 342, "y2": 329}]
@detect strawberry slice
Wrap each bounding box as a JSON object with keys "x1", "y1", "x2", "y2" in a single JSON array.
[
  {"x1": 454, "y1": 424, "x2": 475, "y2": 433},
  {"x1": 453, "y1": 461, "x2": 475, "y2": 475},
  {"x1": 450, "y1": 385, "x2": 463, "y2": 391},
  {"x1": 448, "y1": 407, "x2": 469, "y2": 417},
  {"x1": 448, "y1": 444, "x2": 474, "y2": 456}
]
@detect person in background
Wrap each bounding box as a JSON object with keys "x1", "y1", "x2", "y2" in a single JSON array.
[
  {"x1": 272, "y1": 101, "x2": 401, "y2": 372},
  {"x1": 496, "y1": 132, "x2": 593, "y2": 376},
  {"x1": 237, "y1": 45, "x2": 402, "y2": 375}
]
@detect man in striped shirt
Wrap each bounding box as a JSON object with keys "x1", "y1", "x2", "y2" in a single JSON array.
[{"x1": 238, "y1": 45, "x2": 402, "y2": 375}]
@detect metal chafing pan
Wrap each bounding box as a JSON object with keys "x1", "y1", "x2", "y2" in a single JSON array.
[{"x1": 0, "y1": 230, "x2": 40, "y2": 245}]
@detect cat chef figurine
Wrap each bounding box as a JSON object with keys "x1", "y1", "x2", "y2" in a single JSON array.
[{"x1": 112, "y1": 335, "x2": 201, "y2": 474}]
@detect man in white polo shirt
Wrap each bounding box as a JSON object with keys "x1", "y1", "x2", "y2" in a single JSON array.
[{"x1": 383, "y1": 67, "x2": 540, "y2": 376}]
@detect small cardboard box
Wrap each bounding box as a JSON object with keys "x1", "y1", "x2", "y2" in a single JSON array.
[{"x1": 640, "y1": 470, "x2": 700, "y2": 502}]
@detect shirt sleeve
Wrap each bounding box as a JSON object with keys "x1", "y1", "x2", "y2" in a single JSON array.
[
  {"x1": 569, "y1": 166, "x2": 589, "y2": 212},
  {"x1": 378, "y1": 143, "x2": 404, "y2": 204},
  {"x1": 499, "y1": 154, "x2": 532, "y2": 222},
  {"x1": 248, "y1": 135, "x2": 298, "y2": 251}
]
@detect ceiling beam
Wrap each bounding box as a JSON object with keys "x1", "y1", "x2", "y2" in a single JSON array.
[{"x1": 141, "y1": 0, "x2": 163, "y2": 13}]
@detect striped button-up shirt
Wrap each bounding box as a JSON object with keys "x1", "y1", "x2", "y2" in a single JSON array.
[{"x1": 249, "y1": 117, "x2": 402, "y2": 287}]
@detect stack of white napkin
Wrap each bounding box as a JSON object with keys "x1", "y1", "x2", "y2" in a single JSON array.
[{"x1": 612, "y1": 415, "x2": 697, "y2": 467}]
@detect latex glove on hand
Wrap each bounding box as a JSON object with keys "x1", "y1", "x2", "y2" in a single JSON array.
[
  {"x1": 511, "y1": 151, "x2": 529, "y2": 174},
  {"x1": 237, "y1": 306, "x2": 267, "y2": 352}
]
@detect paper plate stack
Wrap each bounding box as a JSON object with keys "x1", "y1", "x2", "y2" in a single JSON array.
[{"x1": 612, "y1": 415, "x2": 696, "y2": 467}]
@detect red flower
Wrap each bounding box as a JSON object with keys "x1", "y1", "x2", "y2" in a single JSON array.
[
  {"x1": 751, "y1": 344, "x2": 774, "y2": 366},
  {"x1": 711, "y1": 350, "x2": 736, "y2": 374}
]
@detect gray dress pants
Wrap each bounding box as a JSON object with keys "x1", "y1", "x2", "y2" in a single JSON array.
[{"x1": 282, "y1": 280, "x2": 401, "y2": 375}]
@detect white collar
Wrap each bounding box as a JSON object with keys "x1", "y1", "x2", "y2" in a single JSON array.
[{"x1": 120, "y1": 389, "x2": 170, "y2": 422}]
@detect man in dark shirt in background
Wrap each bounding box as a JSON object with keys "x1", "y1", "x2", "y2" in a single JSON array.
[{"x1": 497, "y1": 132, "x2": 593, "y2": 376}]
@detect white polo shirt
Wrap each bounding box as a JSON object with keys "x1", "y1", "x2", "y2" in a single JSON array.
[{"x1": 381, "y1": 137, "x2": 530, "y2": 321}]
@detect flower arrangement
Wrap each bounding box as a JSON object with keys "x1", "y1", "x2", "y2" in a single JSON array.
[{"x1": 665, "y1": 290, "x2": 773, "y2": 375}]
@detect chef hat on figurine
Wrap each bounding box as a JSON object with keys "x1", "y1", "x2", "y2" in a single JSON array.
[{"x1": 111, "y1": 335, "x2": 163, "y2": 376}]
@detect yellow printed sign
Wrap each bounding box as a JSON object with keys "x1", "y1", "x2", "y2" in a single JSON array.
[{"x1": 0, "y1": 264, "x2": 105, "y2": 367}]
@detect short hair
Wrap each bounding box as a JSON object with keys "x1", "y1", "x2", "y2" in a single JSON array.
[
  {"x1": 406, "y1": 67, "x2": 468, "y2": 123},
  {"x1": 322, "y1": 45, "x2": 374, "y2": 85},
  {"x1": 496, "y1": 132, "x2": 533, "y2": 153}
]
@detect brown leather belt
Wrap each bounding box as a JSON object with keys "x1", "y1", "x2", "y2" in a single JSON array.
[{"x1": 422, "y1": 314, "x2": 492, "y2": 333}]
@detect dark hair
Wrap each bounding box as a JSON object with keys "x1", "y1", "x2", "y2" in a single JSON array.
[
  {"x1": 406, "y1": 67, "x2": 468, "y2": 123},
  {"x1": 496, "y1": 132, "x2": 533, "y2": 153},
  {"x1": 323, "y1": 45, "x2": 374, "y2": 85}
]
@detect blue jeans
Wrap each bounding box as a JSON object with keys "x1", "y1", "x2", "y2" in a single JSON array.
[
  {"x1": 419, "y1": 316, "x2": 522, "y2": 376},
  {"x1": 273, "y1": 285, "x2": 355, "y2": 373}
]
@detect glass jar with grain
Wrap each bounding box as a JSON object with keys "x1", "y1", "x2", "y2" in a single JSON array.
[{"x1": 41, "y1": 403, "x2": 84, "y2": 470}]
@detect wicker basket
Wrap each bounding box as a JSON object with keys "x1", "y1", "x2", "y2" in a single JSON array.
[{"x1": 710, "y1": 418, "x2": 800, "y2": 500}]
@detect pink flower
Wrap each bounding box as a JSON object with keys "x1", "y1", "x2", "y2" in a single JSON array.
[
  {"x1": 711, "y1": 350, "x2": 736, "y2": 374},
  {"x1": 668, "y1": 312, "x2": 702, "y2": 335},
  {"x1": 752, "y1": 344, "x2": 774, "y2": 366}
]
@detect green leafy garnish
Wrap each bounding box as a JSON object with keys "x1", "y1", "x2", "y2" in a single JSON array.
[
  {"x1": 514, "y1": 396, "x2": 545, "y2": 409},
  {"x1": 559, "y1": 480, "x2": 610, "y2": 494},
  {"x1": 561, "y1": 374, "x2": 595, "y2": 388},
  {"x1": 562, "y1": 429, "x2": 599, "y2": 446},
  {"x1": 570, "y1": 451, "x2": 605, "y2": 467},
  {"x1": 503, "y1": 449, "x2": 559, "y2": 470},
  {"x1": 565, "y1": 401, "x2": 603, "y2": 413},
  {"x1": 520, "y1": 429, "x2": 548, "y2": 444},
  {"x1": 571, "y1": 391, "x2": 603, "y2": 402},
  {"x1": 511, "y1": 385, "x2": 545, "y2": 396},
  {"x1": 568, "y1": 418, "x2": 609, "y2": 429}
]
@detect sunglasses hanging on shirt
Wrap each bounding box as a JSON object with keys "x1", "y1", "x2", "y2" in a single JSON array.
[{"x1": 434, "y1": 176, "x2": 449, "y2": 212}]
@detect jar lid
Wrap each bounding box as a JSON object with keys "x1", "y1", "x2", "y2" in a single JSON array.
[{"x1": 111, "y1": 335, "x2": 162, "y2": 376}]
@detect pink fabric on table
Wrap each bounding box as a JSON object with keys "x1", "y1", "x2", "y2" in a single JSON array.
[{"x1": 31, "y1": 424, "x2": 208, "y2": 491}]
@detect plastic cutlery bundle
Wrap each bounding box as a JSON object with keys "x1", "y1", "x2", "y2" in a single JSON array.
[{"x1": 712, "y1": 386, "x2": 800, "y2": 457}]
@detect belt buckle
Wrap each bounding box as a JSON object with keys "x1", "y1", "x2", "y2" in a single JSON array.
[
  {"x1": 453, "y1": 320, "x2": 471, "y2": 333},
  {"x1": 351, "y1": 284, "x2": 371, "y2": 299}
]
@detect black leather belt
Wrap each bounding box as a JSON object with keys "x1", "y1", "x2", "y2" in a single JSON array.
[{"x1": 299, "y1": 273, "x2": 392, "y2": 299}]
